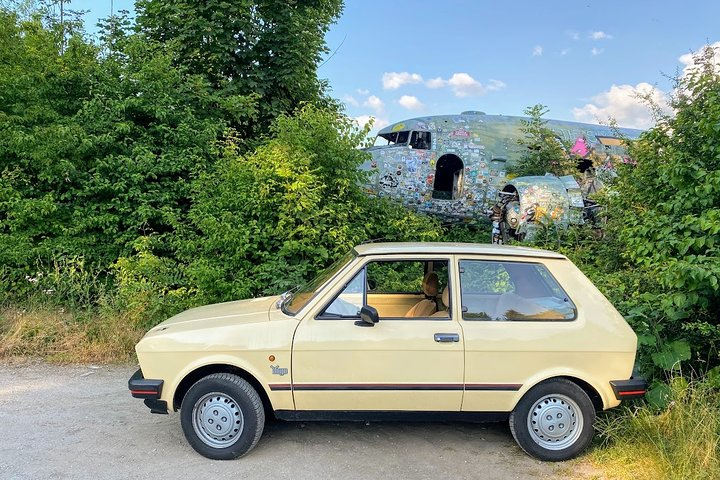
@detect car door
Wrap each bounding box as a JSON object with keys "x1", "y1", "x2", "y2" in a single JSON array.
[
  {"x1": 291, "y1": 256, "x2": 464, "y2": 412},
  {"x1": 455, "y1": 256, "x2": 580, "y2": 412}
]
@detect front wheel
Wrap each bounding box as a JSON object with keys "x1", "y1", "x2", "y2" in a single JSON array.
[
  {"x1": 509, "y1": 379, "x2": 595, "y2": 461},
  {"x1": 180, "y1": 373, "x2": 265, "y2": 460}
]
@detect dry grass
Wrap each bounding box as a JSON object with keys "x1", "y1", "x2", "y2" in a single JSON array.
[
  {"x1": 0, "y1": 306, "x2": 144, "y2": 363},
  {"x1": 591, "y1": 377, "x2": 720, "y2": 480}
]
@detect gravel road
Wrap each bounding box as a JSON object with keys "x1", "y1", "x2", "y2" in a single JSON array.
[{"x1": 0, "y1": 362, "x2": 590, "y2": 480}]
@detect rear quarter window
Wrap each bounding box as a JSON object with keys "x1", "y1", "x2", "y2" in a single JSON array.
[{"x1": 459, "y1": 260, "x2": 576, "y2": 321}]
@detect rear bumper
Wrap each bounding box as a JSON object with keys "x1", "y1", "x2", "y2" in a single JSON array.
[
  {"x1": 610, "y1": 378, "x2": 647, "y2": 400},
  {"x1": 128, "y1": 369, "x2": 168, "y2": 414}
]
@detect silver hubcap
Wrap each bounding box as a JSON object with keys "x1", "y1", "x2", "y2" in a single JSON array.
[
  {"x1": 192, "y1": 392, "x2": 244, "y2": 448},
  {"x1": 527, "y1": 393, "x2": 582, "y2": 450}
]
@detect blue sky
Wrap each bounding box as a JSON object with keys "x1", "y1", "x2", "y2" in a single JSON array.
[{"x1": 71, "y1": 0, "x2": 720, "y2": 131}]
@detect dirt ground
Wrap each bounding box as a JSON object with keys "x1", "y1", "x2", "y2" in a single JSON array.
[{"x1": 0, "y1": 362, "x2": 595, "y2": 479}]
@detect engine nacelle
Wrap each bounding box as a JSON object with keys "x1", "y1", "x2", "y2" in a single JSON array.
[{"x1": 492, "y1": 175, "x2": 585, "y2": 242}]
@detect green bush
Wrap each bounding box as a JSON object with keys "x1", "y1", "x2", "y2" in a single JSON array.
[
  {"x1": 594, "y1": 375, "x2": 720, "y2": 480},
  {"x1": 178, "y1": 104, "x2": 441, "y2": 303},
  {"x1": 602, "y1": 46, "x2": 720, "y2": 378},
  {"x1": 112, "y1": 237, "x2": 198, "y2": 329},
  {"x1": 526, "y1": 46, "x2": 720, "y2": 382}
]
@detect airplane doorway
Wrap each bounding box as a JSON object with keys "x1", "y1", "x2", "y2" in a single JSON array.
[{"x1": 432, "y1": 155, "x2": 464, "y2": 200}]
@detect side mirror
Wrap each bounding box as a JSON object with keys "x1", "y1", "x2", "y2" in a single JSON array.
[{"x1": 354, "y1": 305, "x2": 379, "y2": 327}]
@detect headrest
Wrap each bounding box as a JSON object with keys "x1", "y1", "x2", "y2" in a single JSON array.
[
  {"x1": 442, "y1": 287, "x2": 449, "y2": 307},
  {"x1": 423, "y1": 272, "x2": 439, "y2": 296}
]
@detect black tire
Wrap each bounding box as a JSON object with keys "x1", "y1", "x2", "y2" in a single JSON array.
[
  {"x1": 180, "y1": 373, "x2": 265, "y2": 460},
  {"x1": 509, "y1": 379, "x2": 595, "y2": 462}
]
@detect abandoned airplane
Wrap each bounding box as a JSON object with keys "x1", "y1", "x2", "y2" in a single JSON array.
[{"x1": 362, "y1": 111, "x2": 642, "y2": 240}]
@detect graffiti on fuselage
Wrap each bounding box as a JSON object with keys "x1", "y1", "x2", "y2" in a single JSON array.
[{"x1": 362, "y1": 112, "x2": 641, "y2": 220}]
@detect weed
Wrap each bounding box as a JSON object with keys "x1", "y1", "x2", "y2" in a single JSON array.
[
  {"x1": 592, "y1": 376, "x2": 720, "y2": 480},
  {"x1": 0, "y1": 306, "x2": 144, "y2": 363}
]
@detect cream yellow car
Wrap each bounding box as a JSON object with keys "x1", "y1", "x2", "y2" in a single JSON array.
[{"x1": 128, "y1": 242, "x2": 646, "y2": 462}]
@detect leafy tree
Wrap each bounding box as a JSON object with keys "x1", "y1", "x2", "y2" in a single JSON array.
[
  {"x1": 0, "y1": 7, "x2": 99, "y2": 290},
  {"x1": 176, "y1": 105, "x2": 441, "y2": 302},
  {"x1": 0, "y1": 3, "x2": 440, "y2": 312},
  {"x1": 521, "y1": 47, "x2": 720, "y2": 385},
  {"x1": 607, "y1": 46, "x2": 720, "y2": 374},
  {"x1": 0, "y1": 8, "x2": 235, "y2": 294},
  {"x1": 135, "y1": 0, "x2": 343, "y2": 139},
  {"x1": 66, "y1": 24, "x2": 232, "y2": 265},
  {"x1": 511, "y1": 104, "x2": 575, "y2": 177},
  {"x1": 531, "y1": 47, "x2": 720, "y2": 382}
]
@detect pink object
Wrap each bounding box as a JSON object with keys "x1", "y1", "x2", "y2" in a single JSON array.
[
  {"x1": 449, "y1": 129, "x2": 470, "y2": 137},
  {"x1": 570, "y1": 137, "x2": 589, "y2": 157}
]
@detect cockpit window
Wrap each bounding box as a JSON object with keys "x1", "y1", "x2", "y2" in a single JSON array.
[
  {"x1": 595, "y1": 135, "x2": 628, "y2": 155},
  {"x1": 410, "y1": 131, "x2": 431, "y2": 149},
  {"x1": 373, "y1": 131, "x2": 410, "y2": 147}
]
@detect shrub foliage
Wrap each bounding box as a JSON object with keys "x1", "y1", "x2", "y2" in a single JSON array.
[
  {"x1": 0, "y1": 4, "x2": 440, "y2": 328},
  {"x1": 528, "y1": 46, "x2": 720, "y2": 382}
]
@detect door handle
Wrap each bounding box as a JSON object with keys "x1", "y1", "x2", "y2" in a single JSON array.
[{"x1": 434, "y1": 333, "x2": 460, "y2": 343}]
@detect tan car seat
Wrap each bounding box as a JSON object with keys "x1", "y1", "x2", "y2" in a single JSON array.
[
  {"x1": 431, "y1": 287, "x2": 450, "y2": 317},
  {"x1": 405, "y1": 272, "x2": 439, "y2": 317}
]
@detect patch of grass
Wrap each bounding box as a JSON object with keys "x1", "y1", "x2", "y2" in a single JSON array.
[
  {"x1": 0, "y1": 254, "x2": 191, "y2": 363},
  {"x1": 592, "y1": 377, "x2": 720, "y2": 480},
  {"x1": 0, "y1": 305, "x2": 144, "y2": 363}
]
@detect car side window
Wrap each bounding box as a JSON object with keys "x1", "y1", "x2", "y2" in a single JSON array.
[
  {"x1": 318, "y1": 259, "x2": 451, "y2": 320},
  {"x1": 320, "y1": 268, "x2": 366, "y2": 318},
  {"x1": 367, "y1": 261, "x2": 425, "y2": 294},
  {"x1": 367, "y1": 260, "x2": 450, "y2": 319},
  {"x1": 459, "y1": 260, "x2": 576, "y2": 321}
]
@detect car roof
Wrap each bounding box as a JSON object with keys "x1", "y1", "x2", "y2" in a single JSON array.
[{"x1": 353, "y1": 242, "x2": 567, "y2": 260}]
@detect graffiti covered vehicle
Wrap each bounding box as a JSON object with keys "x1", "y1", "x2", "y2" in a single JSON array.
[{"x1": 363, "y1": 112, "x2": 641, "y2": 240}]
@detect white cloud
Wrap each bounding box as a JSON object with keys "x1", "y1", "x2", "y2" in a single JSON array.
[
  {"x1": 486, "y1": 79, "x2": 507, "y2": 91},
  {"x1": 678, "y1": 41, "x2": 720, "y2": 77},
  {"x1": 398, "y1": 95, "x2": 424, "y2": 111},
  {"x1": 354, "y1": 115, "x2": 390, "y2": 132},
  {"x1": 448, "y1": 73, "x2": 505, "y2": 97},
  {"x1": 382, "y1": 72, "x2": 423, "y2": 90},
  {"x1": 341, "y1": 94, "x2": 359, "y2": 107},
  {"x1": 426, "y1": 77, "x2": 447, "y2": 89},
  {"x1": 356, "y1": 88, "x2": 370, "y2": 95},
  {"x1": 572, "y1": 83, "x2": 671, "y2": 129},
  {"x1": 363, "y1": 95, "x2": 384, "y2": 113},
  {"x1": 532, "y1": 45, "x2": 543, "y2": 57},
  {"x1": 428, "y1": 73, "x2": 506, "y2": 97},
  {"x1": 572, "y1": 43, "x2": 719, "y2": 130},
  {"x1": 591, "y1": 47, "x2": 604, "y2": 56},
  {"x1": 569, "y1": 31, "x2": 580, "y2": 41},
  {"x1": 448, "y1": 73, "x2": 487, "y2": 97},
  {"x1": 590, "y1": 31, "x2": 613, "y2": 40},
  {"x1": 560, "y1": 48, "x2": 571, "y2": 56}
]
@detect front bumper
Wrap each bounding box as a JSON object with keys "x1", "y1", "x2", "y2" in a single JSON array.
[
  {"x1": 610, "y1": 377, "x2": 648, "y2": 400},
  {"x1": 128, "y1": 369, "x2": 168, "y2": 414}
]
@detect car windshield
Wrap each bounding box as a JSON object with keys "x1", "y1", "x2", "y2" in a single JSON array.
[
  {"x1": 373, "y1": 130, "x2": 410, "y2": 147},
  {"x1": 282, "y1": 249, "x2": 357, "y2": 315}
]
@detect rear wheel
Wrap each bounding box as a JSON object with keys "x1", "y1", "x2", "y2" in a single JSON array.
[
  {"x1": 509, "y1": 379, "x2": 595, "y2": 461},
  {"x1": 180, "y1": 373, "x2": 265, "y2": 460}
]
